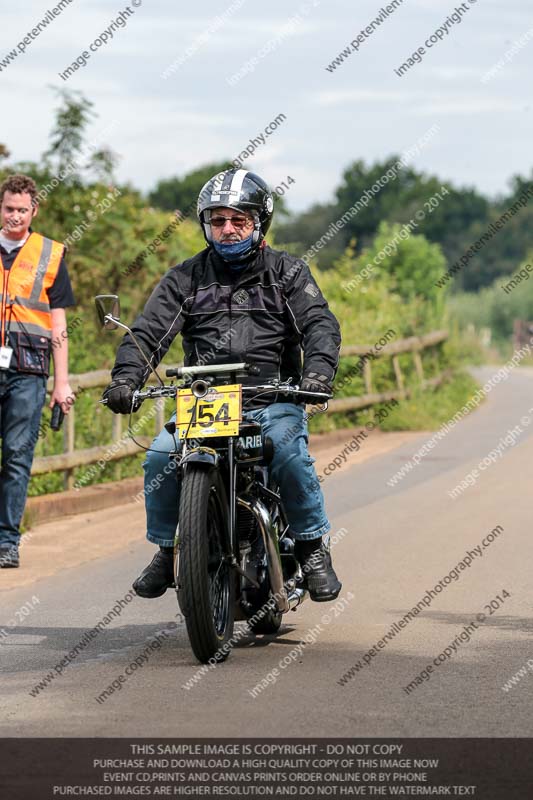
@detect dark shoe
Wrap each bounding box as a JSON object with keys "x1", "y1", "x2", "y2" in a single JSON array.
[
  {"x1": 296, "y1": 538, "x2": 341, "y2": 602},
  {"x1": 0, "y1": 545, "x2": 19, "y2": 569},
  {"x1": 133, "y1": 548, "x2": 175, "y2": 598}
]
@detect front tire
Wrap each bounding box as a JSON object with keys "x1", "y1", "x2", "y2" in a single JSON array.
[{"x1": 178, "y1": 468, "x2": 235, "y2": 663}]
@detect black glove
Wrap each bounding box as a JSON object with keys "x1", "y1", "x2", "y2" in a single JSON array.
[
  {"x1": 300, "y1": 372, "x2": 332, "y2": 403},
  {"x1": 102, "y1": 378, "x2": 140, "y2": 414}
]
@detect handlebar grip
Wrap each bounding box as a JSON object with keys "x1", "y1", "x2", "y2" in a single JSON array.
[{"x1": 166, "y1": 362, "x2": 258, "y2": 379}]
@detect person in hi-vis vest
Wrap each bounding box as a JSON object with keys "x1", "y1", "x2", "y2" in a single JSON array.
[{"x1": 0, "y1": 174, "x2": 75, "y2": 568}]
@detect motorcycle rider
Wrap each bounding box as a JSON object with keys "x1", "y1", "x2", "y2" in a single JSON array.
[{"x1": 103, "y1": 168, "x2": 342, "y2": 602}]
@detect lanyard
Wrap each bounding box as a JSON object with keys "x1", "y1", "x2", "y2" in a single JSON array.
[{"x1": 1, "y1": 266, "x2": 8, "y2": 348}]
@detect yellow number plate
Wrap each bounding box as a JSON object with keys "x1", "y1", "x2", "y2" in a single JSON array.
[{"x1": 176, "y1": 384, "x2": 242, "y2": 439}]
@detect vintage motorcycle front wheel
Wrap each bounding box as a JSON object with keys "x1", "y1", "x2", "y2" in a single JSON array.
[{"x1": 177, "y1": 467, "x2": 235, "y2": 664}]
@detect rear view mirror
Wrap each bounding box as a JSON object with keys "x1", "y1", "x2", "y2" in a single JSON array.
[
  {"x1": 95, "y1": 295, "x2": 120, "y2": 331},
  {"x1": 93, "y1": 294, "x2": 164, "y2": 387}
]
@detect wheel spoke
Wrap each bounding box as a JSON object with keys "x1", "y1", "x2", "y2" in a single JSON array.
[{"x1": 206, "y1": 489, "x2": 230, "y2": 636}]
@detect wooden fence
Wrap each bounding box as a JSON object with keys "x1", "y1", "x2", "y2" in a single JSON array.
[{"x1": 32, "y1": 329, "x2": 448, "y2": 488}]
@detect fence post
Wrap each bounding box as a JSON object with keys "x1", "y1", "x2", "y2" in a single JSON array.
[
  {"x1": 363, "y1": 360, "x2": 373, "y2": 394},
  {"x1": 413, "y1": 351, "x2": 424, "y2": 382},
  {"x1": 392, "y1": 355, "x2": 406, "y2": 398}
]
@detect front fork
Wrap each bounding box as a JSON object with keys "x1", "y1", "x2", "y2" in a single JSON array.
[
  {"x1": 228, "y1": 437, "x2": 236, "y2": 556},
  {"x1": 174, "y1": 438, "x2": 242, "y2": 578}
]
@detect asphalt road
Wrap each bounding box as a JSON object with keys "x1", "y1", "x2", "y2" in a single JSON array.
[{"x1": 2, "y1": 366, "x2": 533, "y2": 737}]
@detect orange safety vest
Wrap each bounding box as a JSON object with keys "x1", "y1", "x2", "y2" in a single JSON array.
[{"x1": 0, "y1": 231, "x2": 64, "y2": 349}]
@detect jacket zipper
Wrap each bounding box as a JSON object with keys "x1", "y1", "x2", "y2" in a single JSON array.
[
  {"x1": 1, "y1": 264, "x2": 8, "y2": 348},
  {"x1": 229, "y1": 275, "x2": 234, "y2": 362},
  {"x1": 1, "y1": 236, "x2": 31, "y2": 348}
]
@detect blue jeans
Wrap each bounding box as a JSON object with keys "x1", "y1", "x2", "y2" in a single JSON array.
[
  {"x1": 0, "y1": 371, "x2": 47, "y2": 547},
  {"x1": 143, "y1": 403, "x2": 330, "y2": 547}
]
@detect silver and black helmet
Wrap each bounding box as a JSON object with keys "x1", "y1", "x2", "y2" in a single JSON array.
[{"x1": 197, "y1": 168, "x2": 274, "y2": 253}]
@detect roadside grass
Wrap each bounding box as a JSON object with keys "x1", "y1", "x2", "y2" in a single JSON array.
[
  {"x1": 308, "y1": 370, "x2": 481, "y2": 435},
  {"x1": 367, "y1": 370, "x2": 480, "y2": 432}
]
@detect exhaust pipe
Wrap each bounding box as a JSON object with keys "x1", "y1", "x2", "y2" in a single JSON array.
[
  {"x1": 238, "y1": 494, "x2": 289, "y2": 613},
  {"x1": 287, "y1": 587, "x2": 307, "y2": 610}
]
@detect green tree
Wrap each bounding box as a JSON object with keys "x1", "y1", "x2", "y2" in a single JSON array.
[
  {"x1": 44, "y1": 87, "x2": 119, "y2": 183},
  {"x1": 335, "y1": 158, "x2": 436, "y2": 244},
  {"x1": 275, "y1": 201, "x2": 339, "y2": 264},
  {"x1": 277, "y1": 157, "x2": 491, "y2": 281},
  {"x1": 148, "y1": 161, "x2": 230, "y2": 212}
]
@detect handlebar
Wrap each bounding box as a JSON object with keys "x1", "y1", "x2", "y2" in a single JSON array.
[{"x1": 132, "y1": 382, "x2": 331, "y2": 403}]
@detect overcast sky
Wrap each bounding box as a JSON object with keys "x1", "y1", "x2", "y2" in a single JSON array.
[{"x1": 1, "y1": 0, "x2": 531, "y2": 211}]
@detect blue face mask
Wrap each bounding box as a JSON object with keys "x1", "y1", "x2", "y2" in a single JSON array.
[{"x1": 212, "y1": 234, "x2": 254, "y2": 267}]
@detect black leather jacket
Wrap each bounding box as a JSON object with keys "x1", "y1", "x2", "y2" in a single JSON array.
[{"x1": 111, "y1": 244, "x2": 341, "y2": 405}]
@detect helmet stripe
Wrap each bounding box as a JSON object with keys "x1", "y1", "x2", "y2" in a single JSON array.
[
  {"x1": 229, "y1": 168, "x2": 249, "y2": 198},
  {"x1": 209, "y1": 171, "x2": 227, "y2": 203},
  {"x1": 219, "y1": 170, "x2": 235, "y2": 195},
  {"x1": 210, "y1": 169, "x2": 249, "y2": 205}
]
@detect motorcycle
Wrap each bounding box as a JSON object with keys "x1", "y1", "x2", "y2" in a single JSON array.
[{"x1": 96, "y1": 295, "x2": 331, "y2": 664}]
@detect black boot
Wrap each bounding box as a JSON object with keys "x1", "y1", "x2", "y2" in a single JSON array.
[
  {"x1": 133, "y1": 547, "x2": 175, "y2": 598},
  {"x1": 295, "y1": 537, "x2": 341, "y2": 602},
  {"x1": 0, "y1": 545, "x2": 19, "y2": 569}
]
